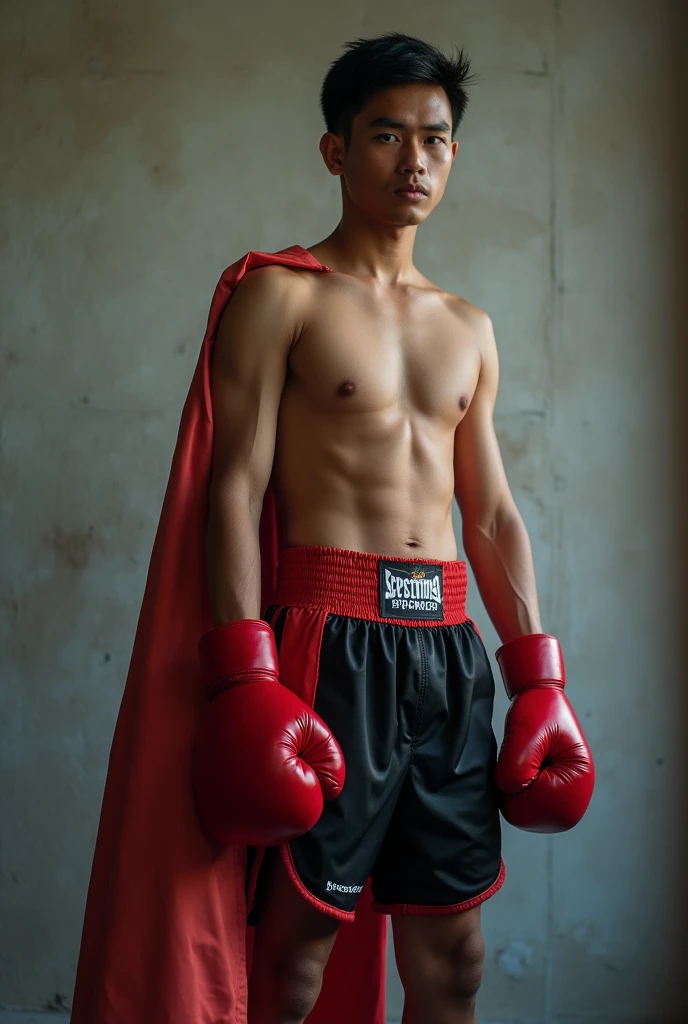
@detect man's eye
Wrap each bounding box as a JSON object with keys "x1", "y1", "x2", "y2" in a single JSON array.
[
  {"x1": 376, "y1": 133, "x2": 398, "y2": 143},
  {"x1": 427, "y1": 136, "x2": 445, "y2": 145}
]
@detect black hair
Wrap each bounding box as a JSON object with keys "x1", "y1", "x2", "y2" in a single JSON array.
[{"x1": 320, "y1": 33, "x2": 473, "y2": 146}]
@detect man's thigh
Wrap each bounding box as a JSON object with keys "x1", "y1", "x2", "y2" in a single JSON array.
[{"x1": 249, "y1": 847, "x2": 341, "y2": 993}]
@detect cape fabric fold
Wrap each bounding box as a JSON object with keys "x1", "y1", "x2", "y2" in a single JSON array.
[{"x1": 71, "y1": 245, "x2": 387, "y2": 1024}]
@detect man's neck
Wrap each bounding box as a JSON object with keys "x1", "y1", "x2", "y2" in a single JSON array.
[{"x1": 311, "y1": 219, "x2": 420, "y2": 286}]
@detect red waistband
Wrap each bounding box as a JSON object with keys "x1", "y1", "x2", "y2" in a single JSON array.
[{"x1": 273, "y1": 545, "x2": 468, "y2": 626}]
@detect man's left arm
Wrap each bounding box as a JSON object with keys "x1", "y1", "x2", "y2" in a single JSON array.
[
  {"x1": 453, "y1": 311, "x2": 541, "y2": 644},
  {"x1": 454, "y1": 311, "x2": 595, "y2": 834}
]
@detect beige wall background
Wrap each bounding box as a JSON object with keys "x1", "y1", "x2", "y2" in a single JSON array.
[{"x1": 1, "y1": 2, "x2": 686, "y2": 1022}]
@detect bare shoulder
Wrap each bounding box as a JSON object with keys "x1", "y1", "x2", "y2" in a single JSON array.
[
  {"x1": 216, "y1": 262, "x2": 314, "y2": 350},
  {"x1": 229, "y1": 262, "x2": 313, "y2": 312},
  {"x1": 417, "y1": 270, "x2": 492, "y2": 336},
  {"x1": 441, "y1": 289, "x2": 491, "y2": 331},
  {"x1": 436, "y1": 285, "x2": 497, "y2": 361}
]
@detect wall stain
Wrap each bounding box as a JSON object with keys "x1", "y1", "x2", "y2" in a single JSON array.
[
  {"x1": 45, "y1": 524, "x2": 97, "y2": 572},
  {"x1": 496, "y1": 410, "x2": 546, "y2": 463},
  {"x1": 44, "y1": 992, "x2": 70, "y2": 1012},
  {"x1": 496, "y1": 939, "x2": 534, "y2": 981}
]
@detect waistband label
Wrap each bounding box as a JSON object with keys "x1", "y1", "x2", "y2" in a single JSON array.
[{"x1": 378, "y1": 559, "x2": 444, "y2": 620}]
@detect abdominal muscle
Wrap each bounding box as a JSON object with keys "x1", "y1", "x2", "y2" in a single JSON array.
[{"x1": 271, "y1": 387, "x2": 460, "y2": 562}]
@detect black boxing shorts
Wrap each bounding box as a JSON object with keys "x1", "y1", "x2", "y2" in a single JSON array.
[{"x1": 247, "y1": 544, "x2": 505, "y2": 923}]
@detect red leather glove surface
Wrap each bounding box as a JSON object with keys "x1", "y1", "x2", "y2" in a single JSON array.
[
  {"x1": 495, "y1": 634, "x2": 595, "y2": 833},
  {"x1": 193, "y1": 619, "x2": 345, "y2": 845}
]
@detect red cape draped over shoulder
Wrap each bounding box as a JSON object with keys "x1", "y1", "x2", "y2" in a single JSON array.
[{"x1": 71, "y1": 245, "x2": 387, "y2": 1024}]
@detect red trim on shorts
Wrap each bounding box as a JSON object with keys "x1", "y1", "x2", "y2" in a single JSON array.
[
  {"x1": 277, "y1": 606, "x2": 328, "y2": 707},
  {"x1": 274, "y1": 544, "x2": 468, "y2": 626},
  {"x1": 466, "y1": 616, "x2": 483, "y2": 640},
  {"x1": 279, "y1": 842, "x2": 356, "y2": 923},
  {"x1": 370, "y1": 858, "x2": 507, "y2": 916}
]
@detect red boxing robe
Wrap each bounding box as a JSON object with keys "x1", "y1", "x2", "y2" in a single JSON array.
[{"x1": 71, "y1": 245, "x2": 387, "y2": 1024}]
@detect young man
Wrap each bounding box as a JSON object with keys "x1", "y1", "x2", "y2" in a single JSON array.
[
  {"x1": 198, "y1": 32, "x2": 595, "y2": 1024},
  {"x1": 71, "y1": 33, "x2": 593, "y2": 1024}
]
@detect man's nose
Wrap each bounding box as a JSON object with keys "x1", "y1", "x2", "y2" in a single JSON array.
[{"x1": 397, "y1": 141, "x2": 426, "y2": 174}]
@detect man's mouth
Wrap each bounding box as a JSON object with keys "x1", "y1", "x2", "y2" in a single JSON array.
[{"x1": 394, "y1": 186, "x2": 428, "y2": 200}]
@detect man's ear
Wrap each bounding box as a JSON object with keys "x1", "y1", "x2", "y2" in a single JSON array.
[{"x1": 319, "y1": 132, "x2": 345, "y2": 177}]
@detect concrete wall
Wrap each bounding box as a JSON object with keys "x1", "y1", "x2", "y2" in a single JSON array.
[{"x1": 1, "y1": 2, "x2": 685, "y2": 1022}]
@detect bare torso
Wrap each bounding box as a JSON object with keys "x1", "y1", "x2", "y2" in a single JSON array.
[{"x1": 271, "y1": 254, "x2": 483, "y2": 561}]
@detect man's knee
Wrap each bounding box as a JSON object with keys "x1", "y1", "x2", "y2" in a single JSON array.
[
  {"x1": 447, "y1": 929, "x2": 485, "y2": 1002},
  {"x1": 273, "y1": 954, "x2": 326, "y2": 1022},
  {"x1": 397, "y1": 918, "x2": 486, "y2": 1007}
]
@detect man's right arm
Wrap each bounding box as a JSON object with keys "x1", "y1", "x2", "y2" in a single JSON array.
[
  {"x1": 194, "y1": 266, "x2": 347, "y2": 848},
  {"x1": 205, "y1": 265, "x2": 305, "y2": 624}
]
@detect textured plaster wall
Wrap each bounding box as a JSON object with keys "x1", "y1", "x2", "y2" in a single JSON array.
[{"x1": 0, "y1": 2, "x2": 685, "y2": 1022}]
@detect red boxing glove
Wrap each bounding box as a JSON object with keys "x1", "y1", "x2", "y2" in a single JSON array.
[
  {"x1": 495, "y1": 634, "x2": 594, "y2": 833},
  {"x1": 192, "y1": 619, "x2": 345, "y2": 846}
]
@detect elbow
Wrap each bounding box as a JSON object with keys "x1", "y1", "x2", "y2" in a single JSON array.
[
  {"x1": 207, "y1": 477, "x2": 257, "y2": 536},
  {"x1": 209, "y1": 472, "x2": 255, "y2": 512},
  {"x1": 462, "y1": 520, "x2": 494, "y2": 562},
  {"x1": 462, "y1": 498, "x2": 519, "y2": 551}
]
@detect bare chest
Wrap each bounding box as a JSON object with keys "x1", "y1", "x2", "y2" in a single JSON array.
[{"x1": 287, "y1": 275, "x2": 481, "y2": 425}]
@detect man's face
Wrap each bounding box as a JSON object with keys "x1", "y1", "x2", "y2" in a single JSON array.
[{"x1": 322, "y1": 82, "x2": 459, "y2": 226}]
